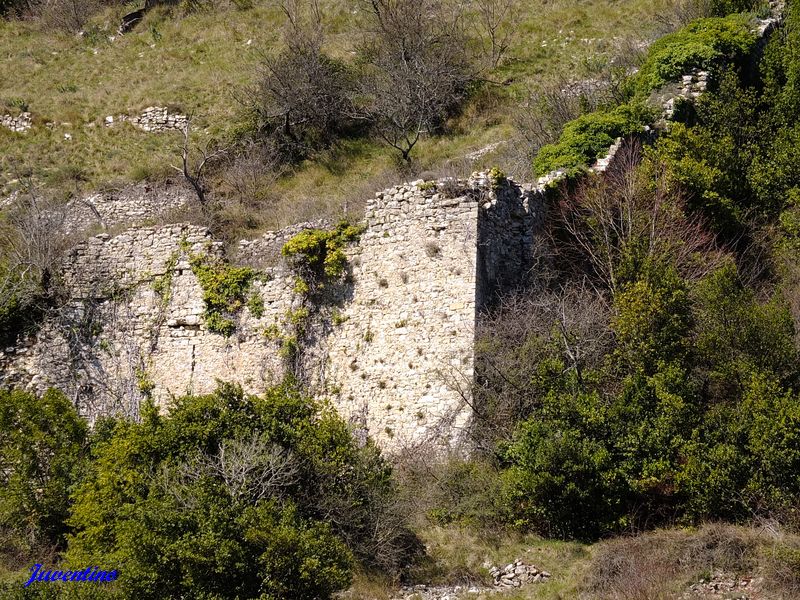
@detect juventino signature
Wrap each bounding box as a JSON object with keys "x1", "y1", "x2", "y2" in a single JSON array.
[{"x1": 25, "y1": 564, "x2": 118, "y2": 587}]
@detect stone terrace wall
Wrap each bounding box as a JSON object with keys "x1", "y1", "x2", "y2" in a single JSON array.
[
  {"x1": 62, "y1": 181, "x2": 194, "y2": 234},
  {"x1": 1, "y1": 112, "x2": 32, "y2": 133},
  {"x1": 105, "y1": 106, "x2": 189, "y2": 132}
]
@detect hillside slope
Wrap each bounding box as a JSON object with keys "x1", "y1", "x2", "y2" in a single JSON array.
[{"x1": 0, "y1": 0, "x2": 672, "y2": 230}]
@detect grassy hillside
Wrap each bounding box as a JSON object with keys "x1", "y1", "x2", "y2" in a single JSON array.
[
  {"x1": 0, "y1": 0, "x2": 673, "y2": 229},
  {"x1": 344, "y1": 523, "x2": 800, "y2": 599}
]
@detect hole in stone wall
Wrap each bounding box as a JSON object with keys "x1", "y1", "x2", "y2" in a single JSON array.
[{"x1": 424, "y1": 240, "x2": 441, "y2": 258}]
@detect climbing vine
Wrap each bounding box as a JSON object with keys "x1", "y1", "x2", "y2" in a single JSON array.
[
  {"x1": 281, "y1": 220, "x2": 365, "y2": 294},
  {"x1": 152, "y1": 251, "x2": 180, "y2": 306}
]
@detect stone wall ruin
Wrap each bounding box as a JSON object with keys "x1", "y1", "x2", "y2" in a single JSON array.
[{"x1": 0, "y1": 175, "x2": 541, "y2": 450}]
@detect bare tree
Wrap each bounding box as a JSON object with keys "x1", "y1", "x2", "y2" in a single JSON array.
[
  {"x1": 31, "y1": 0, "x2": 102, "y2": 31},
  {"x1": 0, "y1": 179, "x2": 71, "y2": 342},
  {"x1": 245, "y1": 0, "x2": 355, "y2": 161},
  {"x1": 154, "y1": 435, "x2": 300, "y2": 509},
  {"x1": 214, "y1": 140, "x2": 284, "y2": 233},
  {"x1": 556, "y1": 140, "x2": 723, "y2": 295},
  {"x1": 655, "y1": 0, "x2": 715, "y2": 32},
  {"x1": 172, "y1": 118, "x2": 226, "y2": 210},
  {"x1": 472, "y1": 281, "x2": 613, "y2": 448},
  {"x1": 472, "y1": 0, "x2": 518, "y2": 68},
  {"x1": 202, "y1": 436, "x2": 300, "y2": 502},
  {"x1": 357, "y1": 0, "x2": 477, "y2": 162}
]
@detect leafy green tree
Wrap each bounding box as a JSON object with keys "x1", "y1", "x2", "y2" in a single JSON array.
[
  {"x1": 66, "y1": 382, "x2": 403, "y2": 599},
  {"x1": 679, "y1": 374, "x2": 800, "y2": 520},
  {"x1": 502, "y1": 385, "x2": 626, "y2": 540},
  {"x1": 0, "y1": 389, "x2": 88, "y2": 558},
  {"x1": 612, "y1": 266, "x2": 693, "y2": 374},
  {"x1": 692, "y1": 262, "x2": 798, "y2": 396}
]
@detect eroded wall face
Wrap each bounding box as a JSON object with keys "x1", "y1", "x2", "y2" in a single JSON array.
[
  {"x1": 1, "y1": 224, "x2": 294, "y2": 420},
  {"x1": 0, "y1": 177, "x2": 540, "y2": 451},
  {"x1": 319, "y1": 182, "x2": 482, "y2": 450}
]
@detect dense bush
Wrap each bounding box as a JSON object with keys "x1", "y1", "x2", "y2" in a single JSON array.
[
  {"x1": 63, "y1": 382, "x2": 407, "y2": 599},
  {"x1": 496, "y1": 2, "x2": 800, "y2": 532},
  {"x1": 634, "y1": 14, "x2": 756, "y2": 92},
  {"x1": 533, "y1": 10, "x2": 757, "y2": 178},
  {"x1": 498, "y1": 257, "x2": 800, "y2": 538},
  {"x1": 0, "y1": 389, "x2": 88, "y2": 560},
  {"x1": 532, "y1": 102, "x2": 653, "y2": 177}
]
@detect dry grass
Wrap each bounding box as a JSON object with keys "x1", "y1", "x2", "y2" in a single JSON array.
[
  {"x1": 1, "y1": 0, "x2": 674, "y2": 231},
  {"x1": 346, "y1": 522, "x2": 800, "y2": 600},
  {"x1": 345, "y1": 525, "x2": 591, "y2": 600},
  {"x1": 585, "y1": 522, "x2": 800, "y2": 600}
]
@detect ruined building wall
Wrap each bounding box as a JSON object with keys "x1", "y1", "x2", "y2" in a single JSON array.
[
  {"x1": 1, "y1": 224, "x2": 295, "y2": 421},
  {"x1": 318, "y1": 178, "x2": 539, "y2": 449},
  {"x1": 0, "y1": 176, "x2": 540, "y2": 449}
]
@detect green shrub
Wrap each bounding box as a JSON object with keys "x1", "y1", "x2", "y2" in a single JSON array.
[
  {"x1": 692, "y1": 262, "x2": 798, "y2": 392},
  {"x1": 502, "y1": 387, "x2": 625, "y2": 540},
  {"x1": 0, "y1": 389, "x2": 88, "y2": 557},
  {"x1": 611, "y1": 267, "x2": 692, "y2": 373},
  {"x1": 533, "y1": 102, "x2": 653, "y2": 177},
  {"x1": 189, "y1": 255, "x2": 256, "y2": 336},
  {"x1": 634, "y1": 14, "x2": 757, "y2": 93},
  {"x1": 281, "y1": 220, "x2": 364, "y2": 292},
  {"x1": 246, "y1": 291, "x2": 264, "y2": 317},
  {"x1": 710, "y1": 0, "x2": 766, "y2": 14},
  {"x1": 66, "y1": 382, "x2": 407, "y2": 598},
  {"x1": 679, "y1": 373, "x2": 800, "y2": 520}
]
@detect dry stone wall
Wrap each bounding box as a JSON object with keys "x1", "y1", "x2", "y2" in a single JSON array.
[
  {"x1": 105, "y1": 106, "x2": 189, "y2": 132},
  {"x1": 1, "y1": 223, "x2": 294, "y2": 421},
  {"x1": 0, "y1": 175, "x2": 541, "y2": 450},
  {"x1": 317, "y1": 177, "x2": 539, "y2": 449},
  {"x1": 62, "y1": 181, "x2": 194, "y2": 234}
]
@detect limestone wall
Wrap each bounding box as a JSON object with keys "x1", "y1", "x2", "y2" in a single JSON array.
[
  {"x1": 319, "y1": 177, "x2": 539, "y2": 449},
  {"x1": 105, "y1": 107, "x2": 189, "y2": 132},
  {"x1": 62, "y1": 181, "x2": 194, "y2": 234},
  {"x1": 0, "y1": 224, "x2": 294, "y2": 420},
  {"x1": 0, "y1": 175, "x2": 540, "y2": 450}
]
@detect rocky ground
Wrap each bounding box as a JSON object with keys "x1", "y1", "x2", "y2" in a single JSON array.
[
  {"x1": 681, "y1": 572, "x2": 765, "y2": 599},
  {"x1": 385, "y1": 560, "x2": 551, "y2": 600}
]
